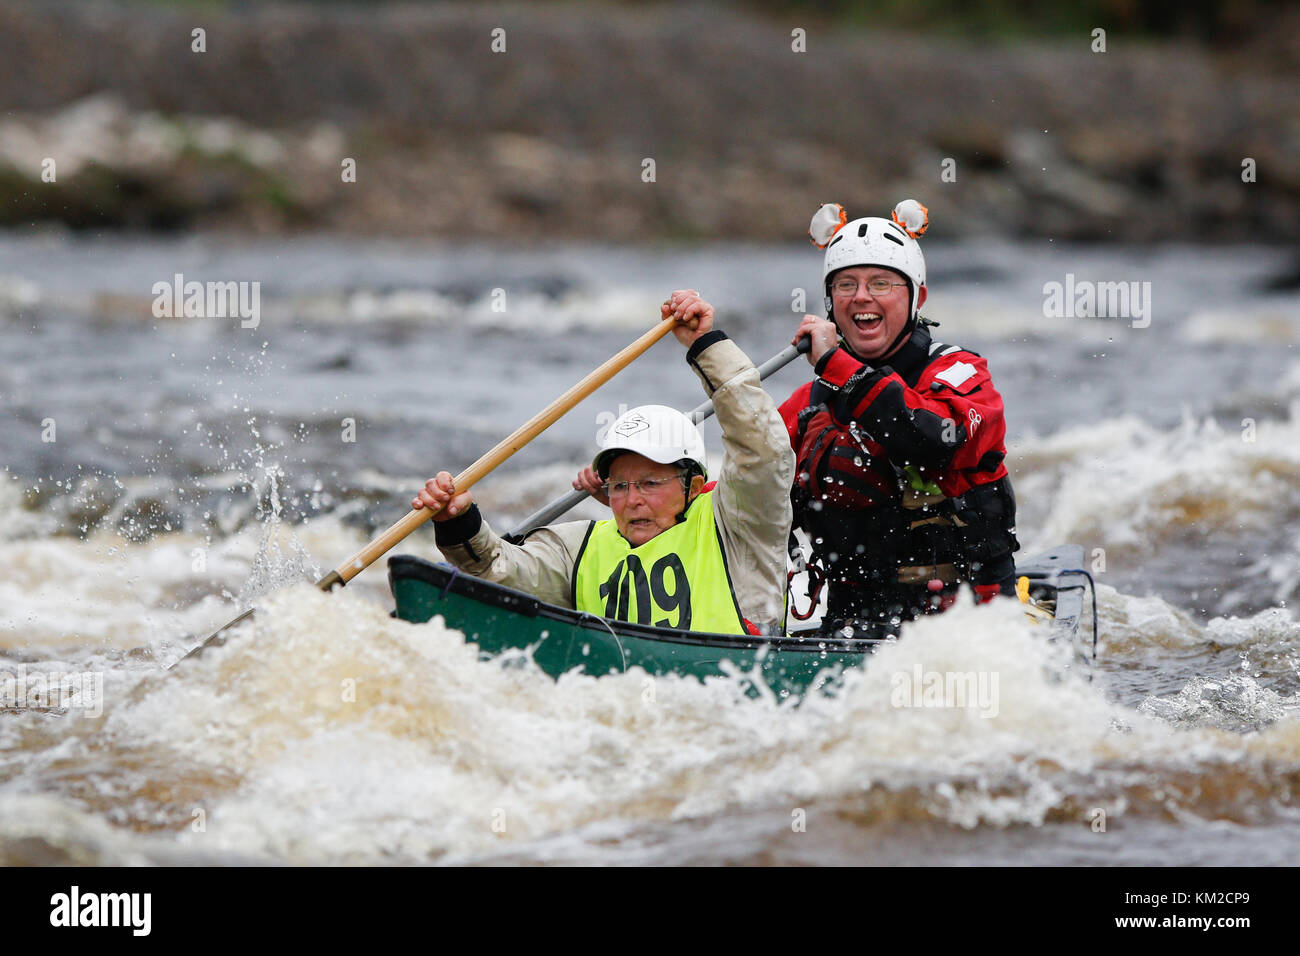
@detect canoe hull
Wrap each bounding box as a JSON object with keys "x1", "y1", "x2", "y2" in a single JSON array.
[{"x1": 388, "y1": 546, "x2": 1088, "y2": 696}]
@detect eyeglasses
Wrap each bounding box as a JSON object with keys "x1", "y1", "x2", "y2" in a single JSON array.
[
  {"x1": 830, "y1": 277, "x2": 907, "y2": 297},
  {"x1": 602, "y1": 473, "x2": 687, "y2": 500}
]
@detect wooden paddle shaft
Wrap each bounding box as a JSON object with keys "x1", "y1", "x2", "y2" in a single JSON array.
[{"x1": 319, "y1": 316, "x2": 681, "y2": 589}]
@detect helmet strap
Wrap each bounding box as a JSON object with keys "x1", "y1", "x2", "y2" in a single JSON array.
[
  {"x1": 674, "y1": 468, "x2": 705, "y2": 523},
  {"x1": 880, "y1": 316, "x2": 917, "y2": 362},
  {"x1": 832, "y1": 316, "x2": 918, "y2": 367}
]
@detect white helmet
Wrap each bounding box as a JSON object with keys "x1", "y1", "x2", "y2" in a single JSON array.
[
  {"x1": 593, "y1": 404, "x2": 708, "y2": 481},
  {"x1": 810, "y1": 200, "x2": 928, "y2": 321}
]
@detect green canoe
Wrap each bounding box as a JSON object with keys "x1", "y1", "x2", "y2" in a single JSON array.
[{"x1": 387, "y1": 546, "x2": 1090, "y2": 697}]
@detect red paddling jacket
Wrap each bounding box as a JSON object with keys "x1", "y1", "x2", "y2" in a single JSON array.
[{"x1": 779, "y1": 322, "x2": 1019, "y2": 624}]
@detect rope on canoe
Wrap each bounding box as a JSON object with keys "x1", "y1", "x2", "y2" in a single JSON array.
[
  {"x1": 1060, "y1": 568, "x2": 1100, "y2": 662},
  {"x1": 581, "y1": 612, "x2": 628, "y2": 672},
  {"x1": 438, "y1": 565, "x2": 461, "y2": 602}
]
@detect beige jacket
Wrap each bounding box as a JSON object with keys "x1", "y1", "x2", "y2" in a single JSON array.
[{"x1": 434, "y1": 333, "x2": 794, "y2": 631}]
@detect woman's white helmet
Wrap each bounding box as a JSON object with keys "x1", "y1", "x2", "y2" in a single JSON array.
[
  {"x1": 594, "y1": 404, "x2": 708, "y2": 480},
  {"x1": 810, "y1": 200, "x2": 929, "y2": 320}
]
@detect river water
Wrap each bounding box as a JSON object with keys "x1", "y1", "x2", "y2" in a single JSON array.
[{"x1": 1, "y1": 231, "x2": 1298, "y2": 865}]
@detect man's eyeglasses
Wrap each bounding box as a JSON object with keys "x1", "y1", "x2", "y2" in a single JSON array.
[
  {"x1": 830, "y1": 277, "x2": 907, "y2": 297},
  {"x1": 602, "y1": 473, "x2": 688, "y2": 500}
]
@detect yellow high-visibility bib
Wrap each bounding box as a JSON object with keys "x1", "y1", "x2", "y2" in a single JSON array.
[{"x1": 571, "y1": 491, "x2": 747, "y2": 634}]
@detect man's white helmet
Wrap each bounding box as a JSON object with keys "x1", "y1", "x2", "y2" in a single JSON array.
[
  {"x1": 810, "y1": 200, "x2": 929, "y2": 321},
  {"x1": 593, "y1": 404, "x2": 708, "y2": 480}
]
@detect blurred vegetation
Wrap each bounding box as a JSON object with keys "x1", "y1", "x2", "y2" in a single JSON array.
[
  {"x1": 0, "y1": 156, "x2": 308, "y2": 231},
  {"x1": 3, "y1": 0, "x2": 1291, "y2": 239}
]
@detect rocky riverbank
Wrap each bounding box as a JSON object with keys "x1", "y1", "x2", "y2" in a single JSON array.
[{"x1": 1, "y1": 0, "x2": 1296, "y2": 242}]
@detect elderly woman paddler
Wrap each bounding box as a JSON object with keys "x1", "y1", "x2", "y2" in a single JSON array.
[{"x1": 415, "y1": 291, "x2": 794, "y2": 635}]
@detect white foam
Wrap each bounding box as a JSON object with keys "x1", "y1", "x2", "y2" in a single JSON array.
[
  {"x1": 1014, "y1": 407, "x2": 1300, "y2": 558},
  {"x1": 923, "y1": 292, "x2": 1120, "y2": 342},
  {"x1": 1182, "y1": 307, "x2": 1300, "y2": 344},
  {"x1": 1141, "y1": 673, "x2": 1293, "y2": 732},
  {"x1": 0, "y1": 795, "x2": 155, "y2": 866},
  {"x1": 0, "y1": 274, "x2": 42, "y2": 317},
  {"x1": 74, "y1": 584, "x2": 1287, "y2": 861}
]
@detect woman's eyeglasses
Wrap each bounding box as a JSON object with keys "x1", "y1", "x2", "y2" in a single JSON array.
[{"x1": 602, "y1": 473, "x2": 688, "y2": 500}]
